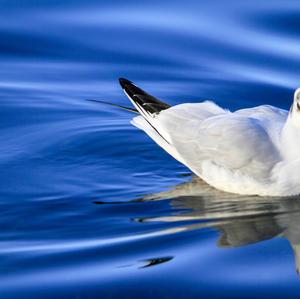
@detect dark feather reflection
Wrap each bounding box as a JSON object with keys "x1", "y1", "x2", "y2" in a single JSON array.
[
  {"x1": 139, "y1": 256, "x2": 174, "y2": 269},
  {"x1": 140, "y1": 177, "x2": 300, "y2": 273}
]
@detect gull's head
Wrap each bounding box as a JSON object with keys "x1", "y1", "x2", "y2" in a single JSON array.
[
  {"x1": 294, "y1": 88, "x2": 300, "y2": 105},
  {"x1": 289, "y1": 88, "x2": 300, "y2": 126}
]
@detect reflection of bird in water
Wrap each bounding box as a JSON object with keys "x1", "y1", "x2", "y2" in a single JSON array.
[
  {"x1": 119, "y1": 77, "x2": 300, "y2": 196},
  {"x1": 140, "y1": 176, "x2": 300, "y2": 273}
]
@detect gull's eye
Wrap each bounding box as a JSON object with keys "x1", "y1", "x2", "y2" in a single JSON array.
[{"x1": 297, "y1": 102, "x2": 300, "y2": 111}]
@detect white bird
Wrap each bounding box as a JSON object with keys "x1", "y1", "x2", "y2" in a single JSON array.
[{"x1": 119, "y1": 78, "x2": 300, "y2": 196}]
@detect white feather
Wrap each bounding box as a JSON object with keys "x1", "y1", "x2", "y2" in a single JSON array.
[{"x1": 130, "y1": 90, "x2": 300, "y2": 196}]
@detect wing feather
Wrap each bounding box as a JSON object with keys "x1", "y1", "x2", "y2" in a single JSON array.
[{"x1": 156, "y1": 103, "x2": 282, "y2": 179}]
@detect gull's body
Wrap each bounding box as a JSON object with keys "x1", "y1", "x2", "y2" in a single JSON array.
[{"x1": 119, "y1": 78, "x2": 300, "y2": 196}]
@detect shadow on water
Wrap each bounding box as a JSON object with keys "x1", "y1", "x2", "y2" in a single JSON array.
[{"x1": 135, "y1": 176, "x2": 300, "y2": 273}]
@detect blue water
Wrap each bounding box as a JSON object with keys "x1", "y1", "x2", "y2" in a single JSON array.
[{"x1": 1, "y1": 0, "x2": 300, "y2": 297}]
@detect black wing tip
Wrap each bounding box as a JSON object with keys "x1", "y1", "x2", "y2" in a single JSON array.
[
  {"x1": 119, "y1": 78, "x2": 133, "y2": 89},
  {"x1": 118, "y1": 77, "x2": 171, "y2": 114},
  {"x1": 118, "y1": 77, "x2": 148, "y2": 100}
]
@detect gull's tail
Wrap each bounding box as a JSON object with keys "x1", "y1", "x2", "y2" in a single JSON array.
[
  {"x1": 119, "y1": 78, "x2": 171, "y2": 117},
  {"x1": 119, "y1": 78, "x2": 186, "y2": 165}
]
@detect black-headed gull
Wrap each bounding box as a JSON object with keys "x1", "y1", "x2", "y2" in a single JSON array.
[{"x1": 119, "y1": 78, "x2": 300, "y2": 196}]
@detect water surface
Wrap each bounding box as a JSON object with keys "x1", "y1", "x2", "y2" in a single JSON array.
[{"x1": 1, "y1": 0, "x2": 300, "y2": 298}]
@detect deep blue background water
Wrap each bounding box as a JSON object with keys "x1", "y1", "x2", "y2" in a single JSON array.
[{"x1": 1, "y1": 0, "x2": 300, "y2": 298}]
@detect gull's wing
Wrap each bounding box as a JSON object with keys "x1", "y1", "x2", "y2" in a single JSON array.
[{"x1": 156, "y1": 105, "x2": 282, "y2": 180}]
